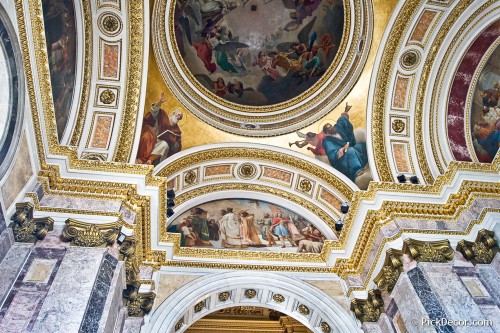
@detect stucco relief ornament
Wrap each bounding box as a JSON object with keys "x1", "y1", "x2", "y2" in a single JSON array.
[
  {"x1": 244, "y1": 289, "x2": 257, "y2": 299},
  {"x1": 194, "y1": 300, "x2": 205, "y2": 313},
  {"x1": 237, "y1": 163, "x2": 257, "y2": 179},
  {"x1": 102, "y1": 14, "x2": 121, "y2": 35},
  {"x1": 391, "y1": 119, "x2": 405, "y2": 133},
  {"x1": 184, "y1": 170, "x2": 197, "y2": 184},
  {"x1": 175, "y1": 319, "x2": 183, "y2": 331},
  {"x1": 298, "y1": 304, "x2": 310, "y2": 315},
  {"x1": 272, "y1": 294, "x2": 285, "y2": 303},
  {"x1": 218, "y1": 291, "x2": 231, "y2": 302},
  {"x1": 100, "y1": 89, "x2": 116, "y2": 105},
  {"x1": 299, "y1": 179, "x2": 312, "y2": 192},
  {"x1": 401, "y1": 50, "x2": 419, "y2": 70},
  {"x1": 320, "y1": 322, "x2": 332, "y2": 333}
]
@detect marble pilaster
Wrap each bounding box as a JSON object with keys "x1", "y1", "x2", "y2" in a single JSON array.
[
  {"x1": 0, "y1": 243, "x2": 32, "y2": 304},
  {"x1": 0, "y1": 201, "x2": 5, "y2": 233},
  {"x1": 0, "y1": 228, "x2": 14, "y2": 263},
  {"x1": 80, "y1": 253, "x2": 118, "y2": 333},
  {"x1": 419, "y1": 263, "x2": 494, "y2": 333},
  {"x1": 97, "y1": 258, "x2": 126, "y2": 333},
  {"x1": 362, "y1": 314, "x2": 396, "y2": 333},
  {"x1": 32, "y1": 247, "x2": 107, "y2": 333},
  {"x1": 391, "y1": 272, "x2": 437, "y2": 333}
]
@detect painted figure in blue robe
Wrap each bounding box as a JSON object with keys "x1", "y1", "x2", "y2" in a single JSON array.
[{"x1": 322, "y1": 103, "x2": 368, "y2": 182}]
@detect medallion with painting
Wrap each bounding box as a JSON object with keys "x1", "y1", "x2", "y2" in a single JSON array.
[{"x1": 168, "y1": 199, "x2": 327, "y2": 253}]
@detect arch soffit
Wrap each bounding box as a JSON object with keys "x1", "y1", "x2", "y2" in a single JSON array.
[{"x1": 144, "y1": 271, "x2": 361, "y2": 333}]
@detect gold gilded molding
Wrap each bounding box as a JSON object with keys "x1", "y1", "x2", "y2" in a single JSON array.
[
  {"x1": 10, "y1": 203, "x2": 54, "y2": 243},
  {"x1": 112, "y1": 1, "x2": 145, "y2": 162}
]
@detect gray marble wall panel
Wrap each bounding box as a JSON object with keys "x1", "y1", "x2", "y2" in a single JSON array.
[
  {"x1": 407, "y1": 267, "x2": 455, "y2": 333},
  {"x1": 98, "y1": 261, "x2": 126, "y2": 333},
  {"x1": 80, "y1": 253, "x2": 118, "y2": 333},
  {"x1": 0, "y1": 243, "x2": 32, "y2": 305},
  {"x1": 32, "y1": 247, "x2": 106, "y2": 333},
  {"x1": 0, "y1": 246, "x2": 65, "y2": 332},
  {"x1": 479, "y1": 305, "x2": 500, "y2": 333},
  {"x1": 361, "y1": 322, "x2": 384, "y2": 333},
  {"x1": 113, "y1": 307, "x2": 128, "y2": 333},
  {"x1": 0, "y1": 228, "x2": 14, "y2": 263},
  {"x1": 476, "y1": 265, "x2": 500, "y2": 306},
  {"x1": 392, "y1": 272, "x2": 437, "y2": 333},
  {"x1": 419, "y1": 263, "x2": 494, "y2": 333},
  {"x1": 122, "y1": 317, "x2": 144, "y2": 333}
]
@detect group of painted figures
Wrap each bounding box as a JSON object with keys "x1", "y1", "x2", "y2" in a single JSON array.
[
  {"x1": 168, "y1": 207, "x2": 326, "y2": 253},
  {"x1": 474, "y1": 83, "x2": 500, "y2": 162}
]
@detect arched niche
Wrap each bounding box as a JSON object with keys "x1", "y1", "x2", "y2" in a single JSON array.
[{"x1": 143, "y1": 271, "x2": 361, "y2": 333}]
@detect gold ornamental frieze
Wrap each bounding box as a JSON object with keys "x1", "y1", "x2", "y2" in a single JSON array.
[
  {"x1": 10, "y1": 203, "x2": 54, "y2": 243},
  {"x1": 403, "y1": 239, "x2": 454, "y2": 263},
  {"x1": 351, "y1": 290, "x2": 383, "y2": 323},
  {"x1": 457, "y1": 229, "x2": 498, "y2": 265}
]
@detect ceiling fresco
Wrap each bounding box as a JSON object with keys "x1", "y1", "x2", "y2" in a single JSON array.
[
  {"x1": 174, "y1": 0, "x2": 344, "y2": 107},
  {"x1": 152, "y1": 0, "x2": 374, "y2": 136}
]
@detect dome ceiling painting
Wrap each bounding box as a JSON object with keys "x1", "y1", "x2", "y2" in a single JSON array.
[{"x1": 152, "y1": 0, "x2": 373, "y2": 136}]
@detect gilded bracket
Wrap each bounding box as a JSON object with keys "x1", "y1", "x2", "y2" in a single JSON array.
[
  {"x1": 373, "y1": 249, "x2": 403, "y2": 292},
  {"x1": 62, "y1": 218, "x2": 120, "y2": 247},
  {"x1": 350, "y1": 289, "x2": 384, "y2": 323},
  {"x1": 403, "y1": 238, "x2": 454, "y2": 263},
  {"x1": 119, "y1": 238, "x2": 156, "y2": 317},
  {"x1": 10, "y1": 202, "x2": 53, "y2": 243},
  {"x1": 457, "y1": 229, "x2": 498, "y2": 265}
]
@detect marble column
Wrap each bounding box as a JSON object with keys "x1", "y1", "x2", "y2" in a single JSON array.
[
  {"x1": 0, "y1": 228, "x2": 14, "y2": 262},
  {"x1": 361, "y1": 313, "x2": 395, "y2": 333},
  {"x1": 0, "y1": 242, "x2": 33, "y2": 305},
  {"x1": 0, "y1": 201, "x2": 5, "y2": 233},
  {"x1": 95, "y1": 260, "x2": 126, "y2": 333}
]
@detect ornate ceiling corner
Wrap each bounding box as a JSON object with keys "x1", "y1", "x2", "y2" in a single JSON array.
[
  {"x1": 350, "y1": 289, "x2": 383, "y2": 323},
  {"x1": 152, "y1": 0, "x2": 373, "y2": 136},
  {"x1": 457, "y1": 229, "x2": 499, "y2": 265},
  {"x1": 367, "y1": 0, "x2": 499, "y2": 184},
  {"x1": 9, "y1": 202, "x2": 54, "y2": 243}
]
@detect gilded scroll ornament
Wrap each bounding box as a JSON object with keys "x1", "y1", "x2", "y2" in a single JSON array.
[
  {"x1": 244, "y1": 289, "x2": 257, "y2": 299},
  {"x1": 457, "y1": 229, "x2": 498, "y2": 264},
  {"x1": 10, "y1": 203, "x2": 53, "y2": 243},
  {"x1": 62, "y1": 219, "x2": 120, "y2": 247},
  {"x1": 351, "y1": 290, "x2": 383, "y2": 322},
  {"x1": 298, "y1": 304, "x2": 310, "y2": 315},
  {"x1": 374, "y1": 249, "x2": 403, "y2": 292},
  {"x1": 403, "y1": 239, "x2": 454, "y2": 262}
]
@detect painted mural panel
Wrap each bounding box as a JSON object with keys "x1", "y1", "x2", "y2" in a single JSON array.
[
  {"x1": 42, "y1": 0, "x2": 77, "y2": 142},
  {"x1": 168, "y1": 199, "x2": 327, "y2": 253},
  {"x1": 471, "y1": 45, "x2": 500, "y2": 163},
  {"x1": 175, "y1": 0, "x2": 343, "y2": 106}
]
